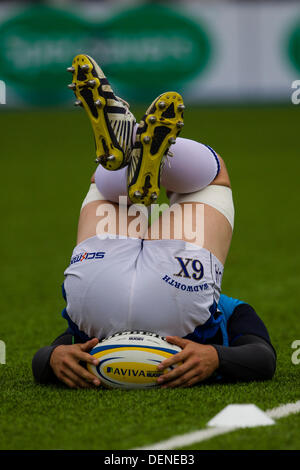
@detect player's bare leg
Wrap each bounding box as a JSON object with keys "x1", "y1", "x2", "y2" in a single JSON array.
[
  {"x1": 77, "y1": 174, "x2": 148, "y2": 244},
  {"x1": 147, "y1": 156, "x2": 233, "y2": 266}
]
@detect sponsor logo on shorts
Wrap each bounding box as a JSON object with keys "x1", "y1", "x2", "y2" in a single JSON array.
[
  {"x1": 162, "y1": 274, "x2": 209, "y2": 292},
  {"x1": 70, "y1": 251, "x2": 105, "y2": 265}
]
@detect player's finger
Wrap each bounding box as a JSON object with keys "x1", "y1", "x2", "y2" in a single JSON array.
[
  {"x1": 60, "y1": 370, "x2": 84, "y2": 389},
  {"x1": 74, "y1": 349, "x2": 100, "y2": 366},
  {"x1": 69, "y1": 361, "x2": 101, "y2": 386},
  {"x1": 62, "y1": 369, "x2": 93, "y2": 389},
  {"x1": 77, "y1": 340, "x2": 100, "y2": 365},
  {"x1": 66, "y1": 371, "x2": 92, "y2": 389},
  {"x1": 184, "y1": 376, "x2": 203, "y2": 388},
  {"x1": 166, "y1": 336, "x2": 188, "y2": 349},
  {"x1": 60, "y1": 374, "x2": 78, "y2": 389},
  {"x1": 157, "y1": 360, "x2": 193, "y2": 384},
  {"x1": 80, "y1": 338, "x2": 99, "y2": 352},
  {"x1": 177, "y1": 372, "x2": 201, "y2": 388},
  {"x1": 162, "y1": 368, "x2": 200, "y2": 389},
  {"x1": 157, "y1": 348, "x2": 189, "y2": 371},
  {"x1": 64, "y1": 355, "x2": 100, "y2": 384}
]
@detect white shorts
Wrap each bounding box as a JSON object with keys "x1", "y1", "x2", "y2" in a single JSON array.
[{"x1": 63, "y1": 236, "x2": 224, "y2": 340}]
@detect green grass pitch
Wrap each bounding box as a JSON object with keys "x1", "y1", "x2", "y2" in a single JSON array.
[{"x1": 0, "y1": 104, "x2": 299, "y2": 450}]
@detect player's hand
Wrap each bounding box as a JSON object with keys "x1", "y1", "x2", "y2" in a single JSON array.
[
  {"x1": 50, "y1": 338, "x2": 101, "y2": 389},
  {"x1": 156, "y1": 336, "x2": 219, "y2": 388}
]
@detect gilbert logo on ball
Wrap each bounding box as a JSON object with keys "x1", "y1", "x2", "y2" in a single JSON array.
[{"x1": 87, "y1": 331, "x2": 181, "y2": 389}]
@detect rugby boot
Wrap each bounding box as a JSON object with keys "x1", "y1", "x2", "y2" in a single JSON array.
[
  {"x1": 67, "y1": 54, "x2": 136, "y2": 170},
  {"x1": 127, "y1": 92, "x2": 184, "y2": 206}
]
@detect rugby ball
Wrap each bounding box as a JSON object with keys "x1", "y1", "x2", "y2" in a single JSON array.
[{"x1": 87, "y1": 331, "x2": 182, "y2": 389}]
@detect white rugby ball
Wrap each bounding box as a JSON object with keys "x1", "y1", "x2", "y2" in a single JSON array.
[{"x1": 87, "y1": 331, "x2": 182, "y2": 389}]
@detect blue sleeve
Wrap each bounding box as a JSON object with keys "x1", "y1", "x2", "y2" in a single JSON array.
[
  {"x1": 227, "y1": 303, "x2": 272, "y2": 346},
  {"x1": 218, "y1": 294, "x2": 272, "y2": 346},
  {"x1": 217, "y1": 294, "x2": 245, "y2": 321}
]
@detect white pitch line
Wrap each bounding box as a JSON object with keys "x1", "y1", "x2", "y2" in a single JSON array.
[
  {"x1": 266, "y1": 400, "x2": 300, "y2": 419},
  {"x1": 135, "y1": 400, "x2": 300, "y2": 450},
  {"x1": 135, "y1": 426, "x2": 237, "y2": 451}
]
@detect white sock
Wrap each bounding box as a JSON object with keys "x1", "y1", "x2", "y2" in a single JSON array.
[
  {"x1": 94, "y1": 164, "x2": 128, "y2": 203},
  {"x1": 162, "y1": 137, "x2": 220, "y2": 193},
  {"x1": 94, "y1": 136, "x2": 220, "y2": 201}
]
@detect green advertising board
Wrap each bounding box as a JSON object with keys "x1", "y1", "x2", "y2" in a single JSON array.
[
  {"x1": 0, "y1": 4, "x2": 212, "y2": 105},
  {"x1": 288, "y1": 20, "x2": 300, "y2": 73}
]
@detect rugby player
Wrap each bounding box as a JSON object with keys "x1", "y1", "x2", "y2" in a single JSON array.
[{"x1": 32, "y1": 55, "x2": 276, "y2": 389}]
